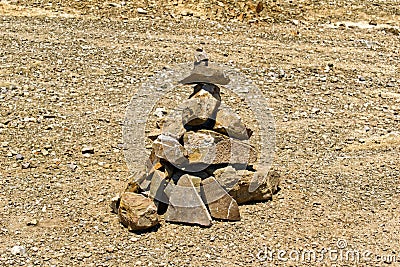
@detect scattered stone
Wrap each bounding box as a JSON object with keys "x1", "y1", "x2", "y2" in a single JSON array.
[
  {"x1": 11, "y1": 246, "x2": 26, "y2": 255},
  {"x1": 137, "y1": 8, "x2": 148, "y2": 14},
  {"x1": 110, "y1": 194, "x2": 120, "y2": 214},
  {"x1": 161, "y1": 113, "x2": 186, "y2": 140},
  {"x1": 213, "y1": 108, "x2": 252, "y2": 140},
  {"x1": 165, "y1": 174, "x2": 212, "y2": 227},
  {"x1": 15, "y1": 154, "x2": 24, "y2": 160},
  {"x1": 148, "y1": 170, "x2": 169, "y2": 205},
  {"x1": 67, "y1": 163, "x2": 78, "y2": 171},
  {"x1": 118, "y1": 192, "x2": 159, "y2": 231},
  {"x1": 21, "y1": 162, "x2": 30, "y2": 169},
  {"x1": 228, "y1": 170, "x2": 280, "y2": 204},
  {"x1": 153, "y1": 107, "x2": 167, "y2": 118},
  {"x1": 82, "y1": 146, "x2": 94, "y2": 154},
  {"x1": 202, "y1": 177, "x2": 240, "y2": 221},
  {"x1": 27, "y1": 218, "x2": 38, "y2": 226}
]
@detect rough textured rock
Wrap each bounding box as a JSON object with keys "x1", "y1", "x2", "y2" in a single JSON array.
[
  {"x1": 118, "y1": 192, "x2": 159, "y2": 231},
  {"x1": 152, "y1": 135, "x2": 188, "y2": 167},
  {"x1": 183, "y1": 130, "x2": 257, "y2": 165},
  {"x1": 201, "y1": 177, "x2": 240, "y2": 221},
  {"x1": 110, "y1": 194, "x2": 120, "y2": 214},
  {"x1": 165, "y1": 174, "x2": 212, "y2": 227},
  {"x1": 213, "y1": 165, "x2": 240, "y2": 191},
  {"x1": 161, "y1": 113, "x2": 186, "y2": 140},
  {"x1": 182, "y1": 85, "x2": 221, "y2": 126},
  {"x1": 228, "y1": 170, "x2": 281, "y2": 204},
  {"x1": 213, "y1": 108, "x2": 252, "y2": 140}
]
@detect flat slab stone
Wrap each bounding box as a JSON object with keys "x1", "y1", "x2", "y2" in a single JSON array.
[
  {"x1": 202, "y1": 177, "x2": 240, "y2": 221},
  {"x1": 118, "y1": 192, "x2": 159, "y2": 231},
  {"x1": 183, "y1": 130, "x2": 258, "y2": 166},
  {"x1": 179, "y1": 61, "x2": 230, "y2": 85},
  {"x1": 165, "y1": 174, "x2": 212, "y2": 227}
]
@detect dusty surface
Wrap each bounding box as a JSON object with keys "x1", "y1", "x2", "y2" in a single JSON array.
[{"x1": 1, "y1": 0, "x2": 400, "y2": 266}]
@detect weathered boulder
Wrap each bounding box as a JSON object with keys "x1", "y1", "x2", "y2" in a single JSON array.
[
  {"x1": 118, "y1": 192, "x2": 159, "y2": 231},
  {"x1": 165, "y1": 174, "x2": 212, "y2": 226},
  {"x1": 201, "y1": 177, "x2": 240, "y2": 221}
]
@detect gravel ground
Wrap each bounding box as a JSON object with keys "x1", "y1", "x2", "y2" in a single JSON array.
[{"x1": 1, "y1": 0, "x2": 399, "y2": 266}]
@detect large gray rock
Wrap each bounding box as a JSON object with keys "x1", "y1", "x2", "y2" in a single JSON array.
[
  {"x1": 118, "y1": 192, "x2": 159, "y2": 231},
  {"x1": 182, "y1": 85, "x2": 221, "y2": 126},
  {"x1": 201, "y1": 177, "x2": 240, "y2": 221},
  {"x1": 213, "y1": 108, "x2": 252, "y2": 140},
  {"x1": 165, "y1": 174, "x2": 212, "y2": 227}
]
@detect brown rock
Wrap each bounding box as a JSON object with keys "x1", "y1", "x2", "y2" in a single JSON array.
[
  {"x1": 179, "y1": 61, "x2": 230, "y2": 85},
  {"x1": 213, "y1": 165, "x2": 240, "y2": 191},
  {"x1": 126, "y1": 170, "x2": 147, "y2": 192},
  {"x1": 152, "y1": 135, "x2": 189, "y2": 167},
  {"x1": 183, "y1": 130, "x2": 257, "y2": 166},
  {"x1": 110, "y1": 194, "x2": 120, "y2": 214},
  {"x1": 165, "y1": 174, "x2": 212, "y2": 227},
  {"x1": 118, "y1": 192, "x2": 159, "y2": 231},
  {"x1": 213, "y1": 108, "x2": 252, "y2": 140},
  {"x1": 182, "y1": 85, "x2": 221, "y2": 126},
  {"x1": 228, "y1": 169, "x2": 280, "y2": 204},
  {"x1": 202, "y1": 177, "x2": 240, "y2": 221},
  {"x1": 161, "y1": 113, "x2": 186, "y2": 140}
]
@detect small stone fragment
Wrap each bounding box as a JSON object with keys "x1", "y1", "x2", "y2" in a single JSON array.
[
  {"x1": 21, "y1": 162, "x2": 30, "y2": 169},
  {"x1": 202, "y1": 177, "x2": 240, "y2": 221},
  {"x1": 82, "y1": 146, "x2": 94, "y2": 154},
  {"x1": 11, "y1": 246, "x2": 26, "y2": 255},
  {"x1": 15, "y1": 154, "x2": 24, "y2": 160},
  {"x1": 165, "y1": 174, "x2": 212, "y2": 227},
  {"x1": 213, "y1": 165, "x2": 240, "y2": 191},
  {"x1": 27, "y1": 218, "x2": 38, "y2": 226},
  {"x1": 118, "y1": 192, "x2": 159, "y2": 231},
  {"x1": 110, "y1": 194, "x2": 120, "y2": 214},
  {"x1": 137, "y1": 7, "x2": 148, "y2": 14}
]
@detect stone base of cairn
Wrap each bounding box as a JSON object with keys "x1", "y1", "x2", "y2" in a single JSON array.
[{"x1": 112, "y1": 57, "x2": 280, "y2": 231}]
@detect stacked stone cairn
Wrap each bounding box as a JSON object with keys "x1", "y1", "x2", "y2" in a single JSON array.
[{"x1": 112, "y1": 53, "x2": 280, "y2": 231}]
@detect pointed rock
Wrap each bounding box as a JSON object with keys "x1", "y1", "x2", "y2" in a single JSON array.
[
  {"x1": 165, "y1": 174, "x2": 212, "y2": 226},
  {"x1": 149, "y1": 170, "x2": 169, "y2": 205},
  {"x1": 202, "y1": 177, "x2": 240, "y2": 221},
  {"x1": 118, "y1": 192, "x2": 159, "y2": 231}
]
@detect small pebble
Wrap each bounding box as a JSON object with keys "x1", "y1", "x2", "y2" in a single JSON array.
[{"x1": 11, "y1": 246, "x2": 26, "y2": 255}]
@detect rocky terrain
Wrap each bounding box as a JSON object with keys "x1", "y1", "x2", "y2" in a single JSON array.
[{"x1": 1, "y1": 0, "x2": 399, "y2": 266}]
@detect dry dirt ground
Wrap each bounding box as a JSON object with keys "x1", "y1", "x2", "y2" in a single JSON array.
[{"x1": 1, "y1": 0, "x2": 400, "y2": 266}]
